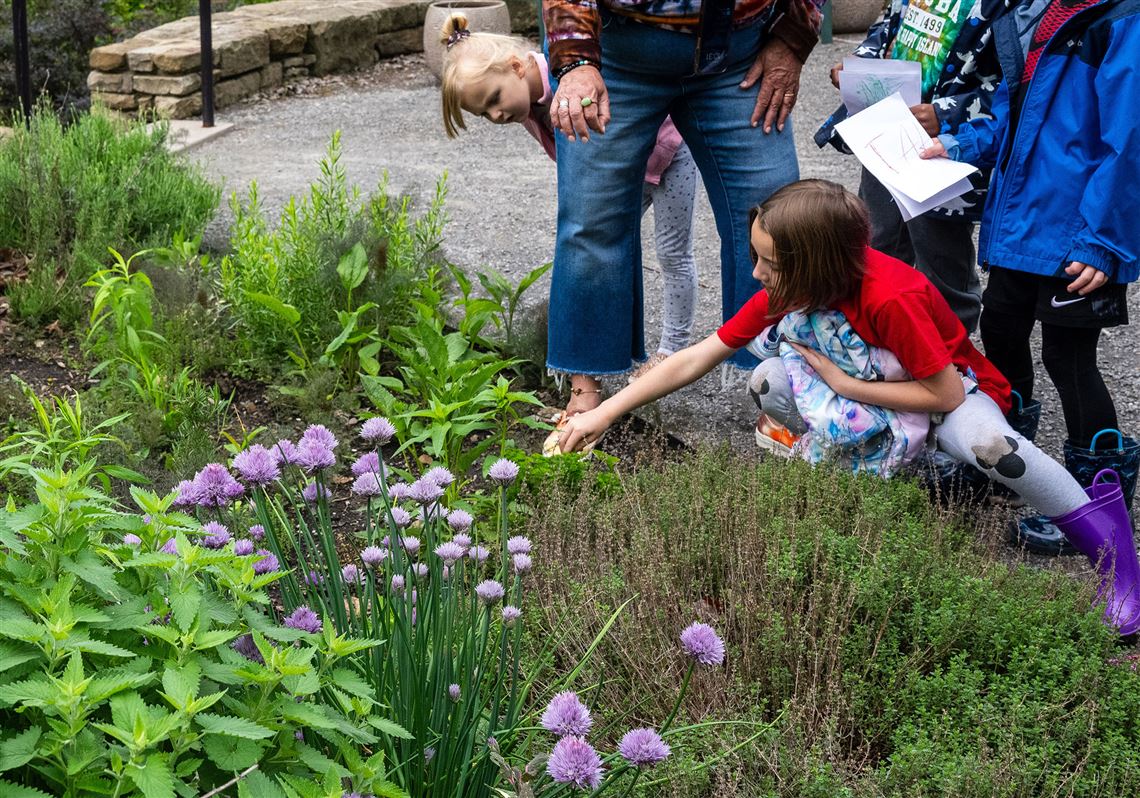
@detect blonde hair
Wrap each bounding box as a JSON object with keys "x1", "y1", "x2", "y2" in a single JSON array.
[{"x1": 440, "y1": 13, "x2": 531, "y2": 138}]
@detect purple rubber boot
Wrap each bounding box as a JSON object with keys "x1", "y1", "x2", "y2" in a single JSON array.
[{"x1": 1051, "y1": 469, "x2": 1140, "y2": 636}]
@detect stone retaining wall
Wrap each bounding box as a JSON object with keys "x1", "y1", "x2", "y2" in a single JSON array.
[{"x1": 87, "y1": 0, "x2": 536, "y2": 119}]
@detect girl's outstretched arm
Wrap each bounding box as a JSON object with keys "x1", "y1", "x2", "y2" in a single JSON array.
[
  {"x1": 557, "y1": 333, "x2": 736, "y2": 453},
  {"x1": 791, "y1": 344, "x2": 964, "y2": 414}
]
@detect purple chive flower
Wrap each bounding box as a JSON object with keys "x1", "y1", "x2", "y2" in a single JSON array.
[
  {"x1": 542, "y1": 691, "x2": 593, "y2": 737},
  {"x1": 294, "y1": 730, "x2": 304, "y2": 741},
  {"x1": 448, "y1": 683, "x2": 461, "y2": 702},
  {"x1": 512, "y1": 553, "x2": 533, "y2": 574},
  {"x1": 424, "y1": 466, "x2": 455, "y2": 488},
  {"x1": 680, "y1": 622, "x2": 725, "y2": 667},
  {"x1": 232, "y1": 634, "x2": 263, "y2": 664},
  {"x1": 507, "y1": 536, "x2": 532, "y2": 555},
  {"x1": 390, "y1": 507, "x2": 412, "y2": 529},
  {"x1": 618, "y1": 728, "x2": 671, "y2": 768},
  {"x1": 413, "y1": 563, "x2": 429, "y2": 578},
  {"x1": 296, "y1": 441, "x2": 336, "y2": 473},
  {"x1": 306, "y1": 570, "x2": 324, "y2": 586},
  {"x1": 447, "y1": 509, "x2": 474, "y2": 533},
  {"x1": 435, "y1": 541, "x2": 465, "y2": 565},
  {"x1": 300, "y1": 424, "x2": 338, "y2": 451},
  {"x1": 441, "y1": 565, "x2": 451, "y2": 582},
  {"x1": 351, "y1": 452, "x2": 384, "y2": 477},
  {"x1": 361, "y1": 546, "x2": 387, "y2": 567},
  {"x1": 201, "y1": 521, "x2": 231, "y2": 549},
  {"x1": 475, "y1": 579, "x2": 505, "y2": 606},
  {"x1": 192, "y1": 463, "x2": 245, "y2": 507},
  {"x1": 341, "y1": 564, "x2": 361, "y2": 585},
  {"x1": 488, "y1": 458, "x2": 519, "y2": 486},
  {"x1": 391, "y1": 574, "x2": 406, "y2": 593},
  {"x1": 387, "y1": 483, "x2": 411, "y2": 502},
  {"x1": 161, "y1": 539, "x2": 178, "y2": 555},
  {"x1": 452, "y1": 532, "x2": 472, "y2": 548},
  {"x1": 361, "y1": 416, "x2": 395, "y2": 443},
  {"x1": 248, "y1": 524, "x2": 266, "y2": 540},
  {"x1": 270, "y1": 439, "x2": 298, "y2": 465},
  {"x1": 123, "y1": 533, "x2": 142, "y2": 546},
  {"x1": 302, "y1": 481, "x2": 331, "y2": 503},
  {"x1": 547, "y1": 736, "x2": 603, "y2": 789},
  {"x1": 253, "y1": 550, "x2": 279, "y2": 574},
  {"x1": 173, "y1": 479, "x2": 199, "y2": 508},
  {"x1": 468, "y1": 545, "x2": 490, "y2": 564},
  {"x1": 408, "y1": 478, "x2": 445, "y2": 505},
  {"x1": 501, "y1": 605, "x2": 522, "y2": 626},
  {"x1": 400, "y1": 535, "x2": 421, "y2": 556},
  {"x1": 234, "y1": 539, "x2": 255, "y2": 556},
  {"x1": 425, "y1": 747, "x2": 435, "y2": 763},
  {"x1": 231, "y1": 444, "x2": 280, "y2": 485},
  {"x1": 283, "y1": 606, "x2": 322, "y2": 634},
  {"x1": 351, "y1": 472, "x2": 385, "y2": 497}
]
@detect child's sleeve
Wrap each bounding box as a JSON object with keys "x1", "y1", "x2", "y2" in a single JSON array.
[
  {"x1": 931, "y1": 2, "x2": 1002, "y2": 137},
  {"x1": 937, "y1": 77, "x2": 1009, "y2": 169},
  {"x1": 1068, "y1": 21, "x2": 1140, "y2": 279}
]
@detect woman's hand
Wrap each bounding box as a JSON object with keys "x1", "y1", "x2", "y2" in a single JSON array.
[
  {"x1": 557, "y1": 406, "x2": 614, "y2": 454},
  {"x1": 551, "y1": 65, "x2": 610, "y2": 142},
  {"x1": 740, "y1": 38, "x2": 803, "y2": 133},
  {"x1": 1065, "y1": 261, "x2": 1108, "y2": 295}
]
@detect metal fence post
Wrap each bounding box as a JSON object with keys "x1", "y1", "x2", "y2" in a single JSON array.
[
  {"x1": 199, "y1": 0, "x2": 216, "y2": 127},
  {"x1": 12, "y1": 0, "x2": 33, "y2": 122},
  {"x1": 821, "y1": 0, "x2": 834, "y2": 44}
]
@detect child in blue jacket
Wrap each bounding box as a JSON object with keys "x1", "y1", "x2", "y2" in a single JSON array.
[{"x1": 924, "y1": 0, "x2": 1139, "y2": 552}]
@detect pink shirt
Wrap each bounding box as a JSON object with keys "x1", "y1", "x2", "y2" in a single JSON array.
[{"x1": 522, "y1": 52, "x2": 684, "y2": 185}]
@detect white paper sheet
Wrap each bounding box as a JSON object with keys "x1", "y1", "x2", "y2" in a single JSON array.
[
  {"x1": 839, "y1": 58, "x2": 922, "y2": 115},
  {"x1": 834, "y1": 93, "x2": 977, "y2": 217}
]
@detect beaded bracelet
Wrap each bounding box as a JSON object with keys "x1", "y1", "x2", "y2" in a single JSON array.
[{"x1": 553, "y1": 59, "x2": 599, "y2": 81}]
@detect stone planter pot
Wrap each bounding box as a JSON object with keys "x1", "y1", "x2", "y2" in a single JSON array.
[
  {"x1": 423, "y1": 0, "x2": 512, "y2": 80},
  {"x1": 832, "y1": 0, "x2": 886, "y2": 34}
]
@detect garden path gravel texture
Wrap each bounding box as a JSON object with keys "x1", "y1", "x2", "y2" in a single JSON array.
[{"x1": 192, "y1": 38, "x2": 1139, "y2": 468}]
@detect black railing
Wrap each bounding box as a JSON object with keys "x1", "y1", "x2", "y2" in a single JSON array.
[{"x1": 199, "y1": 0, "x2": 216, "y2": 127}]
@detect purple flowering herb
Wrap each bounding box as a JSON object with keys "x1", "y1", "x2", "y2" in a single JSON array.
[
  {"x1": 448, "y1": 683, "x2": 461, "y2": 702},
  {"x1": 232, "y1": 634, "x2": 264, "y2": 664},
  {"x1": 452, "y1": 532, "x2": 472, "y2": 548},
  {"x1": 122, "y1": 533, "x2": 142, "y2": 546},
  {"x1": 435, "y1": 541, "x2": 465, "y2": 565},
  {"x1": 400, "y1": 535, "x2": 421, "y2": 556},
  {"x1": 248, "y1": 524, "x2": 266, "y2": 540},
  {"x1": 468, "y1": 545, "x2": 490, "y2": 564},
  {"x1": 680, "y1": 622, "x2": 725, "y2": 667},
  {"x1": 306, "y1": 570, "x2": 324, "y2": 586},
  {"x1": 424, "y1": 466, "x2": 455, "y2": 488},
  {"x1": 391, "y1": 574, "x2": 406, "y2": 593},
  {"x1": 296, "y1": 441, "x2": 336, "y2": 473},
  {"x1": 425, "y1": 747, "x2": 435, "y2": 763},
  {"x1": 408, "y1": 478, "x2": 445, "y2": 505},
  {"x1": 172, "y1": 479, "x2": 199, "y2": 508},
  {"x1": 618, "y1": 728, "x2": 671, "y2": 768},
  {"x1": 341, "y1": 563, "x2": 361, "y2": 585},
  {"x1": 231, "y1": 444, "x2": 280, "y2": 486},
  {"x1": 447, "y1": 509, "x2": 474, "y2": 533},
  {"x1": 506, "y1": 535, "x2": 532, "y2": 555},
  {"x1": 253, "y1": 550, "x2": 279, "y2": 575},
  {"x1": 361, "y1": 546, "x2": 387, "y2": 567},
  {"x1": 389, "y1": 507, "x2": 412, "y2": 529},
  {"x1": 294, "y1": 730, "x2": 304, "y2": 741},
  {"x1": 512, "y1": 553, "x2": 533, "y2": 574},
  {"x1": 299, "y1": 424, "x2": 338, "y2": 451},
  {"x1": 202, "y1": 529, "x2": 231, "y2": 549},
  {"x1": 160, "y1": 539, "x2": 178, "y2": 555},
  {"x1": 441, "y1": 565, "x2": 451, "y2": 582},
  {"x1": 234, "y1": 539, "x2": 255, "y2": 556},
  {"x1": 283, "y1": 605, "x2": 322, "y2": 634},
  {"x1": 302, "y1": 481, "x2": 331, "y2": 503},
  {"x1": 501, "y1": 605, "x2": 522, "y2": 626},
  {"x1": 351, "y1": 451, "x2": 383, "y2": 477},
  {"x1": 387, "y1": 482, "x2": 411, "y2": 502},
  {"x1": 542, "y1": 691, "x2": 593, "y2": 737},
  {"x1": 413, "y1": 563, "x2": 429, "y2": 578},
  {"x1": 360, "y1": 416, "x2": 396, "y2": 444},
  {"x1": 351, "y1": 472, "x2": 384, "y2": 497},
  {"x1": 270, "y1": 439, "x2": 298, "y2": 465},
  {"x1": 192, "y1": 463, "x2": 245, "y2": 508},
  {"x1": 487, "y1": 458, "x2": 520, "y2": 486},
  {"x1": 475, "y1": 579, "x2": 505, "y2": 606},
  {"x1": 547, "y1": 736, "x2": 603, "y2": 789},
  {"x1": 379, "y1": 535, "x2": 391, "y2": 549}
]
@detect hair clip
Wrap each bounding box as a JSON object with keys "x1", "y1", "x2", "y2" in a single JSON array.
[{"x1": 446, "y1": 28, "x2": 471, "y2": 50}]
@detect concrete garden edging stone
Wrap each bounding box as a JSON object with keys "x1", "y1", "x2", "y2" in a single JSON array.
[{"x1": 87, "y1": 0, "x2": 537, "y2": 119}]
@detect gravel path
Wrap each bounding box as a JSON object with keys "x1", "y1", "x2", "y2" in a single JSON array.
[{"x1": 192, "y1": 38, "x2": 1139, "y2": 459}]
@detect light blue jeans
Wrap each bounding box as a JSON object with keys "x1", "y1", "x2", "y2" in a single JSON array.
[{"x1": 549, "y1": 12, "x2": 799, "y2": 374}]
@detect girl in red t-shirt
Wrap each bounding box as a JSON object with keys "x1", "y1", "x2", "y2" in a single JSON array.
[{"x1": 556, "y1": 179, "x2": 1140, "y2": 636}]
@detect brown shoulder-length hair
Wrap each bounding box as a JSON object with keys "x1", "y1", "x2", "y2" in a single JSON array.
[{"x1": 752, "y1": 179, "x2": 870, "y2": 315}]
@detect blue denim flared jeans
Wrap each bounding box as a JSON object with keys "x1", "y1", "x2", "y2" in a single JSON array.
[{"x1": 548, "y1": 13, "x2": 800, "y2": 374}]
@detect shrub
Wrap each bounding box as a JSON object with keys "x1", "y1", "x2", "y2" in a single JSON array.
[{"x1": 0, "y1": 107, "x2": 219, "y2": 327}]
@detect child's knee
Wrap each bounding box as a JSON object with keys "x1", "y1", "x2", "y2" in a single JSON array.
[{"x1": 967, "y1": 429, "x2": 1029, "y2": 480}]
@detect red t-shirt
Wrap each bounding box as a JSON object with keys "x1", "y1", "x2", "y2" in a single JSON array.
[{"x1": 717, "y1": 248, "x2": 1013, "y2": 414}]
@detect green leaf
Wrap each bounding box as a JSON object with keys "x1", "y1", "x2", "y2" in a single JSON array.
[
  {"x1": 61, "y1": 551, "x2": 121, "y2": 601},
  {"x1": 336, "y1": 242, "x2": 369, "y2": 293},
  {"x1": 329, "y1": 668, "x2": 372, "y2": 701},
  {"x1": 277, "y1": 699, "x2": 336, "y2": 730},
  {"x1": 371, "y1": 780, "x2": 411, "y2": 798},
  {"x1": 195, "y1": 713, "x2": 275, "y2": 739},
  {"x1": 0, "y1": 727, "x2": 41, "y2": 772},
  {"x1": 238, "y1": 770, "x2": 286, "y2": 798},
  {"x1": 203, "y1": 734, "x2": 263, "y2": 770},
  {"x1": 0, "y1": 642, "x2": 40, "y2": 672},
  {"x1": 192, "y1": 629, "x2": 239, "y2": 650},
  {"x1": 294, "y1": 742, "x2": 349, "y2": 778},
  {"x1": 368, "y1": 716, "x2": 413, "y2": 740},
  {"x1": 169, "y1": 583, "x2": 201, "y2": 632},
  {"x1": 66, "y1": 638, "x2": 134, "y2": 658},
  {"x1": 0, "y1": 779, "x2": 53, "y2": 798},
  {"x1": 246, "y1": 291, "x2": 301, "y2": 326},
  {"x1": 129, "y1": 753, "x2": 175, "y2": 798}
]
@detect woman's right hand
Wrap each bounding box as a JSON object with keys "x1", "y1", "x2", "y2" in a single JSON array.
[
  {"x1": 552, "y1": 65, "x2": 610, "y2": 142},
  {"x1": 557, "y1": 406, "x2": 614, "y2": 454}
]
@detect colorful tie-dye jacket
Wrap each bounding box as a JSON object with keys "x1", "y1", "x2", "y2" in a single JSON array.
[
  {"x1": 755, "y1": 310, "x2": 931, "y2": 478},
  {"x1": 814, "y1": 0, "x2": 1016, "y2": 221},
  {"x1": 542, "y1": 0, "x2": 823, "y2": 75}
]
